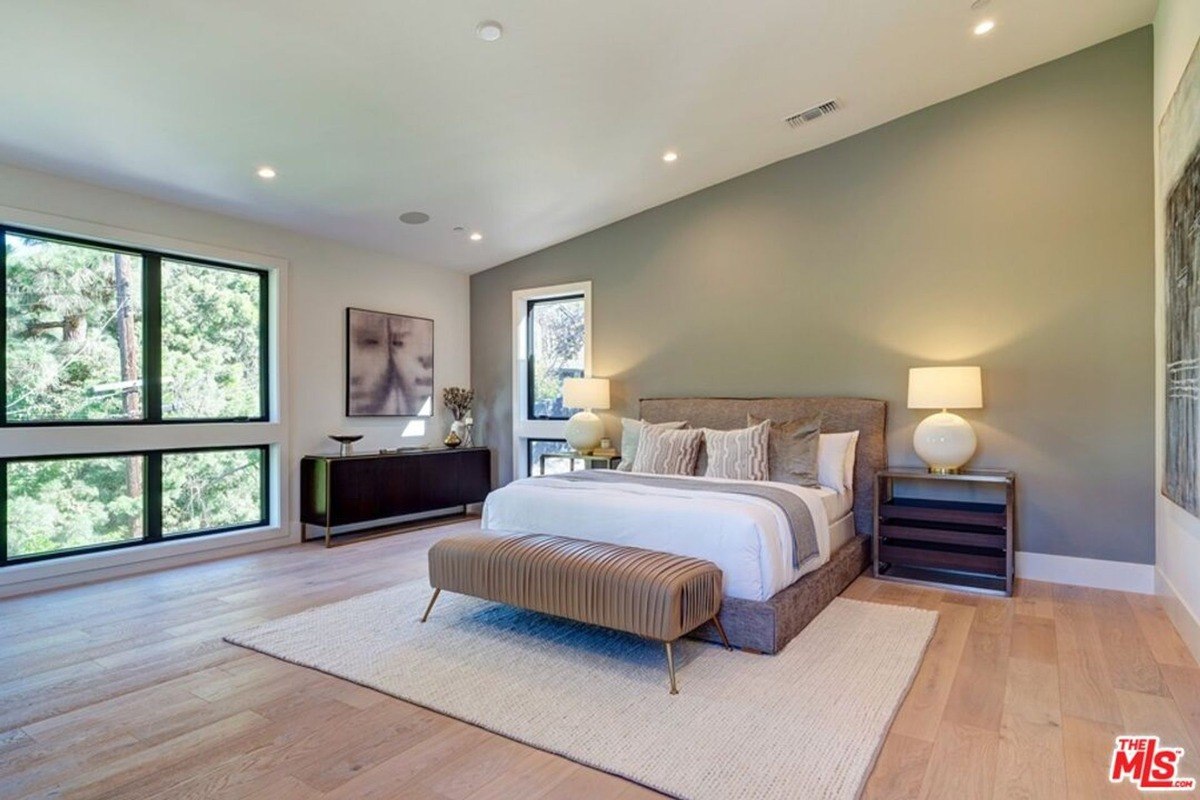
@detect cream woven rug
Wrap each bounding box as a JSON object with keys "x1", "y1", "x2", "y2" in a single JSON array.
[{"x1": 226, "y1": 581, "x2": 937, "y2": 800}]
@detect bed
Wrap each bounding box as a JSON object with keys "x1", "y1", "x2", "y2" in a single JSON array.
[{"x1": 482, "y1": 396, "x2": 886, "y2": 653}]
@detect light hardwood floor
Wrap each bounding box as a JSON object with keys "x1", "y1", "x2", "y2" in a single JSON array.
[{"x1": 1, "y1": 520, "x2": 1196, "y2": 799}]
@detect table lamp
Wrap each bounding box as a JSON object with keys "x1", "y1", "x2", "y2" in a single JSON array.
[
  {"x1": 562, "y1": 377, "x2": 610, "y2": 454},
  {"x1": 907, "y1": 366, "x2": 983, "y2": 474}
]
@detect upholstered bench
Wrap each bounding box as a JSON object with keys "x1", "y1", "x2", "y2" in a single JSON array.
[{"x1": 422, "y1": 533, "x2": 730, "y2": 694}]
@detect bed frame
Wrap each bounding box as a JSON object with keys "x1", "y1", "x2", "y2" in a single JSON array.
[{"x1": 639, "y1": 396, "x2": 887, "y2": 654}]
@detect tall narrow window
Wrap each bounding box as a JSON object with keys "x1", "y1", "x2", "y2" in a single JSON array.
[
  {"x1": 5, "y1": 233, "x2": 144, "y2": 422},
  {"x1": 527, "y1": 294, "x2": 585, "y2": 420}
]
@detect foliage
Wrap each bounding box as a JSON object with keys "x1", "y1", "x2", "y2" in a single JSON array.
[
  {"x1": 530, "y1": 298, "x2": 584, "y2": 418},
  {"x1": 3, "y1": 233, "x2": 265, "y2": 560},
  {"x1": 443, "y1": 386, "x2": 473, "y2": 420}
]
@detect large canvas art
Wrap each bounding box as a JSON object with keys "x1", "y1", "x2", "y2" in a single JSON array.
[
  {"x1": 345, "y1": 308, "x2": 434, "y2": 417},
  {"x1": 1163, "y1": 36, "x2": 1200, "y2": 515}
]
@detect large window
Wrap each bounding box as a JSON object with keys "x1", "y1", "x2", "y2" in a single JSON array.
[
  {"x1": 526, "y1": 294, "x2": 585, "y2": 420},
  {"x1": 3, "y1": 447, "x2": 268, "y2": 564},
  {"x1": 3, "y1": 227, "x2": 268, "y2": 425},
  {"x1": 1, "y1": 224, "x2": 275, "y2": 568}
]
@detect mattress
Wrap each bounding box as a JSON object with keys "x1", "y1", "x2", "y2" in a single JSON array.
[{"x1": 481, "y1": 472, "x2": 840, "y2": 601}]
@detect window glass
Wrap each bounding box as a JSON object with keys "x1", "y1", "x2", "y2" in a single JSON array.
[
  {"x1": 161, "y1": 260, "x2": 262, "y2": 419},
  {"x1": 7, "y1": 456, "x2": 145, "y2": 559},
  {"x1": 527, "y1": 295, "x2": 584, "y2": 420},
  {"x1": 162, "y1": 448, "x2": 265, "y2": 535},
  {"x1": 5, "y1": 233, "x2": 144, "y2": 422},
  {"x1": 528, "y1": 439, "x2": 573, "y2": 477}
]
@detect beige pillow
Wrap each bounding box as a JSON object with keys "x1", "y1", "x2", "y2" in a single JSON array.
[
  {"x1": 631, "y1": 426, "x2": 704, "y2": 475},
  {"x1": 703, "y1": 420, "x2": 770, "y2": 481},
  {"x1": 748, "y1": 413, "x2": 821, "y2": 487},
  {"x1": 617, "y1": 418, "x2": 686, "y2": 472}
]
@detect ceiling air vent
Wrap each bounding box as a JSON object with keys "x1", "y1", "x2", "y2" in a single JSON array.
[{"x1": 784, "y1": 99, "x2": 840, "y2": 128}]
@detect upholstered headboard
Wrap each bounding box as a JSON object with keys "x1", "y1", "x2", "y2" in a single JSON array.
[{"x1": 639, "y1": 396, "x2": 887, "y2": 535}]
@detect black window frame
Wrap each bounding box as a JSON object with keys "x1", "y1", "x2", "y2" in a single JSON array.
[
  {"x1": 526, "y1": 437, "x2": 568, "y2": 477},
  {"x1": 525, "y1": 293, "x2": 585, "y2": 421},
  {"x1": 0, "y1": 444, "x2": 271, "y2": 567},
  {"x1": 1, "y1": 224, "x2": 270, "y2": 427}
]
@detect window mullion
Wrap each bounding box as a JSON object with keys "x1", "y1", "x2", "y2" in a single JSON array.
[
  {"x1": 145, "y1": 452, "x2": 163, "y2": 541},
  {"x1": 144, "y1": 254, "x2": 163, "y2": 423}
]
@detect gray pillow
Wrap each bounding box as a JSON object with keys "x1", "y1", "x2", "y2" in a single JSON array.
[
  {"x1": 748, "y1": 413, "x2": 821, "y2": 487},
  {"x1": 618, "y1": 418, "x2": 686, "y2": 472}
]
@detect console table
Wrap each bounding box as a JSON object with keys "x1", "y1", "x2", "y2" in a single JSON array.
[{"x1": 300, "y1": 447, "x2": 490, "y2": 547}]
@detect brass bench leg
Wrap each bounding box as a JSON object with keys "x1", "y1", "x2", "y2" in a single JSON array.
[
  {"x1": 711, "y1": 615, "x2": 732, "y2": 650},
  {"x1": 664, "y1": 640, "x2": 679, "y2": 695},
  {"x1": 420, "y1": 588, "x2": 441, "y2": 623}
]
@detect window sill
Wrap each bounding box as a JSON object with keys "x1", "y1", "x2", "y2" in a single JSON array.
[{"x1": 0, "y1": 524, "x2": 291, "y2": 598}]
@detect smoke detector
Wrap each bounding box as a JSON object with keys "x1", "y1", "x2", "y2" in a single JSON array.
[{"x1": 784, "y1": 99, "x2": 840, "y2": 129}]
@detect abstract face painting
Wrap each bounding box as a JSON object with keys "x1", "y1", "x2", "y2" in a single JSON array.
[{"x1": 346, "y1": 308, "x2": 434, "y2": 416}]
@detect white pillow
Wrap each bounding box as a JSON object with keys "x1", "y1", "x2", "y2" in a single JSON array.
[
  {"x1": 618, "y1": 418, "x2": 686, "y2": 472},
  {"x1": 818, "y1": 431, "x2": 860, "y2": 491},
  {"x1": 703, "y1": 421, "x2": 770, "y2": 481}
]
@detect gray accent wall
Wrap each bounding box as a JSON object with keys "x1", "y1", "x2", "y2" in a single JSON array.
[{"x1": 471, "y1": 29, "x2": 1154, "y2": 564}]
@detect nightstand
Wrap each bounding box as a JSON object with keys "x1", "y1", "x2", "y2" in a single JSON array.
[
  {"x1": 538, "y1": 451, "x2": 621, "y2": 474},
  {"x1": 874, "y1": 467, "x2": 1015, "y2": 596}
]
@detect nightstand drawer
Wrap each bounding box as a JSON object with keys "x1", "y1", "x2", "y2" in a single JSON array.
[
  {"x1": 878, "y1": 522, "x2": 1006, "y2": 549},
  {"x1": 879, "y1": 498, "x2": 1006, "y2": 529},
  {"x1": 879, "y1": 542, "x2": 1006, "y2": 575}
]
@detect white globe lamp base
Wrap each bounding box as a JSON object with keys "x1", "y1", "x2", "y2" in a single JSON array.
[
  {"x1": 565, "y1": 411, "x2": 604, "y2": 453},
  {"x1": 913, "y1": 411, "x2": 977, "y2": 474}
]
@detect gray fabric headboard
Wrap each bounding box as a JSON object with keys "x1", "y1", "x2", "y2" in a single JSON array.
[{"x1": 639, "y1": 396, "x2": 887, "y2": 535}]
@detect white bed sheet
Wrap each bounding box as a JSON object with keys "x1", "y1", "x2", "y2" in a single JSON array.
[{"x1": 481, "y1": 472, "x2": 836, "y2": 601}]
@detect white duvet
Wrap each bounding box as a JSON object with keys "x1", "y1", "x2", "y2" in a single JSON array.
[{"x1": 481, "y1": 472, "x2": 842, "y2": 601}]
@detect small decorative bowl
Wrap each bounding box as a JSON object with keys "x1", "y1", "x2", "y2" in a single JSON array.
[{"x1": 329, "y1": 434, "x2": 364, "y2": 456}]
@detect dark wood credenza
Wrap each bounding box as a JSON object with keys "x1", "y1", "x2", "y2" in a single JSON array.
[{"x1": 300, "y1": 447, "x2": 490, "y2": 546}]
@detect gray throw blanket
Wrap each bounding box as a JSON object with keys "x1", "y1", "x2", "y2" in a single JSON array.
[{"x1": 546, "y1": 470, "x2": 819, "y2": 568}]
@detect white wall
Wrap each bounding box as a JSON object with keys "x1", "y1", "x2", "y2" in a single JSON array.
[
  {"x1": 1154, "y1": 0, "x2": 1200, "y2": 661},
  {"x1": 0, "y1": 161, "x2": 469, "y2": 594}
]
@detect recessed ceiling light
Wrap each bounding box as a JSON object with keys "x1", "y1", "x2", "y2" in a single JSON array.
[
  {"x1": 469, "y1": 232, "x2": 483, "y2": 241},
  {"x1": 973, "y1": 19, "x2": 995, "y2": 36},
  {"x1": 662, "y1": 151, "x2": 679, "y2": 163},
  {"x1": 399, "y1": 211, "x2": 430, "y2": 224},
  {"x1": 476, "y1": 21, "x2": 503, "y2": 42},
  {"x1": 256, "y1": 166, "x2": 277, "y2": 179}
]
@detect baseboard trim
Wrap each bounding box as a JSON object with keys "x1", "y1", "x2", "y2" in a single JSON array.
[
  {"x1": 1015, "y1": 550, "x2": 1155, "y2": 594},
  {"x1": 1156, "y1": 568, "x2": 1200, "y2": 665}
]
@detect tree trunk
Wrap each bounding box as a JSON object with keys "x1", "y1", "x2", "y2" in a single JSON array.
[{"x1": 114, "y1": 253, "x2": 143, "y2": 535}]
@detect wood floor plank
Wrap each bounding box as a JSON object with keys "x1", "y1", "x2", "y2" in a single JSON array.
[
  {"x1": 889, "y1": 600, "x2": 975, "y2": 742},
  {"x1": 1161, "y1": 664, "x2": 1200, "y2": 752},
  {"x1": 861, "y1": 732, "x2": 933, "y2": 800},
  {"x1": 917, "y1": 720, "x2": 999, "y2": 800},
  {"x1": 1054, "y1": 591, "x2": 1124, "y2": 727},
  {"x1": 941, "y1": 601, "x2": 1012, "y2": 732},
  {"x1": 1061, "y1": 715, "x2": 1143, "y2": 800},
  {"x1": 1090, "y1": 589, "x2": 1169, "y2": 696},
  {"x1": 1010, "y1": 614, "x2": 1058, "y2": 665},
  {"x1": 992, "y1": 657, "x2": 1068, "y2": 800}
]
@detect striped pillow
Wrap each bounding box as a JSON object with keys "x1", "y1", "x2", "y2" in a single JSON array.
[
  {"x1": 703, "y1": 421, "x2": 770, "y2": 481},
  {"x1": 631, "y1": 426, "x2": 704, "y2": 475}
]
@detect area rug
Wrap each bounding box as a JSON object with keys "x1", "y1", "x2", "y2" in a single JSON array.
[{"x1": 225, "y1": 580, "x2": 937, "y2": 800}]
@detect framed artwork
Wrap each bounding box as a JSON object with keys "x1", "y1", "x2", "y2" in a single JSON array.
[
  {"x1": 1162, "y1": 35, "x2": 1200, "y2": 515},
  {"x1": 345, "y1": 308, "x2": 434, "y2": 417}
]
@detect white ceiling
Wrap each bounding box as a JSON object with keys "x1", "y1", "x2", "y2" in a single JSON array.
[{"x1": 0, "y1": 1, "x2": 1156, "y2": 273}]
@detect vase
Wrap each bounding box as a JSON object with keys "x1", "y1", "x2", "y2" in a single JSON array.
[{"x1": 445, "y1": 420, "x2": 467, "y2": 448}]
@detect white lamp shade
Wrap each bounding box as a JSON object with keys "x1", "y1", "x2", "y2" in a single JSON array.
[
  {"x1": 562, "y1": 377, "x2": 610, "y2": 410},
  {"x1": 907, "y1": 366, "x2": 983, "y2": 410}
]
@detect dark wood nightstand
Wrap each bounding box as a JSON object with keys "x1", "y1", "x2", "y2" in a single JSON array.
[{"x1": 873, "y1": 467, "x2": 1015, "y2": 596}]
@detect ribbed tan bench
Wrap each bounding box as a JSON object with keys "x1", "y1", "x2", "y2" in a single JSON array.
[{"x1": 421, "y1": 533, "x2": 729, "y2": 694}]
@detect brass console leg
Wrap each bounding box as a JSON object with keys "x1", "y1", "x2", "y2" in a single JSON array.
[
  {"x1": 420, "y1": 588, "x2": 441, "y2": 623},
  {"x1": 664, "y1": 640, "x2": 678, "y2": 695},
  {"x1": 324, "y1": 524, "x2": 332, "y2": 548},
  {"x1": 711, "y1": 615, "x2": 732, "y2": 651}
]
